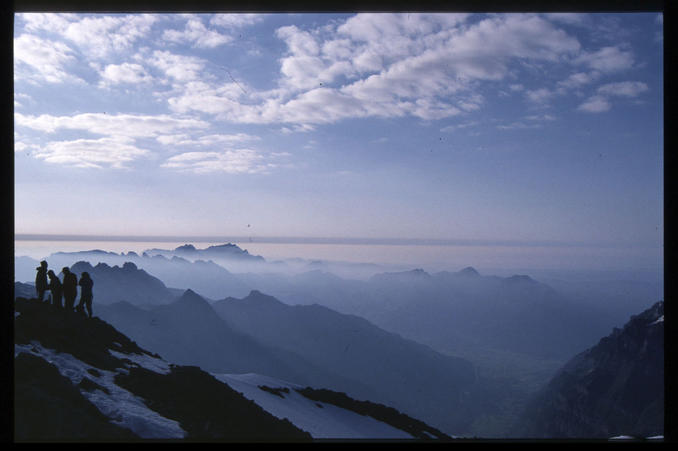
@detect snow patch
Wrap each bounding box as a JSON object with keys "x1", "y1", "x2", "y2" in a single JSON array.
[
  {"x1": 650, "y1": 315, "x2": 663, "y2": 325},
  {"x1": 213, "y1": 372, "x2": 414, "y2": 440},
  {"x1": 108, "y1": 349, "x2": 171, "y2": 375},
  {"x1": 15, "y1": 341, "x2": 185, "y2": 439}
]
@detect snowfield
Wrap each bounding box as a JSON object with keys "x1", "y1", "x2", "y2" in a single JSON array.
[
  {"x1": 213, "y1": 372, "x2": 415, "y2": 439},
  {"x1": 15, "y1": 341, "x2": 186, "y2": 439}
]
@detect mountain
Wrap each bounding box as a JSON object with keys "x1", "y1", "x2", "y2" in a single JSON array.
[
  {"x1": 145, "y1": 243, "x2": 265, "y2": 263},
  {"x1": 95, "y1": 290, "x2": 373, "y2": 394},
  {"x1": 514, "y1": 301, "x2": 664, "y2": 439},
  {"x1": 212, "y1": 290, "x2": 477, "y2": 434},
  {"x1": 213, "y1": 373, "x2": 451, "y2": 440},
  {"x1": 14, "y1": 296, "x2": 453, "y2": 441},
  {"x1": 16, "y1": 252, "x2": 254, "y2": 300},
  {"x1": 14, "y1": 296, "x2": 311, "y2": 441},
  {"x1": 69, "y1": 261, "x2": 175, "y2": 307}
]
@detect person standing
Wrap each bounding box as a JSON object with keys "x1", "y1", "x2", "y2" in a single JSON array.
[
  {"x1": 77, "y1": 272, "x2": 94, "y2": 318},
  {"x1": 47, "y1": 270, "x2": 63, "y2": 308},
  {"x1": 62, "y1": 267, "x2": 78, "y2": 311},
  {"x1": 35, "y1": 261, "x2": 48, "y2": 302}
]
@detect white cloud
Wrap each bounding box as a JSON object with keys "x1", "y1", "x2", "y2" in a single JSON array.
[
  {"x1": 146, "y1": 51, "x2": 208, "y2": 83},
  {"x1": 557, "y1": 71, "x2": 601, "y2": 90},
  {"x1": 156, "y1": 133, "x2": 260, "y2": 146},
  {"x1": 33, "y1": 136, "x2": 151, "y2": 169},
  {"x1": 15, "y1": 112, "x2": 209, "y2": 138},
  {"x1": 526, "y1": 113, "x2": 556, "y2": 121},
  {"x1": 574, "y1": 46, "x2": 634, "y2": 73},
  {"x1": 64, "y1": 14, "x2": 158, "y2": 59},
  {"x1": 98, "y1": 62, "x2": 154, "y2": 86},
  {"x1": 440, "y1": 120, "x2": 480, "y2": 132},
  {"x1": 14, "y1": 34, "x2": 78, "y2": 84},
  {"x1": 544, "y1": 13, "x2": 590, "y2": 27},
  {"x1": 162, "y1": 18, "x2": 233, "y2": 48},
  {"x1": 161, "y1": 149, "x2": 273, "y2": 174},
  {"x1": 210, "y1": 13, "x2": 264, "y2": 28},
  {"x1": 597, "y1": 81, "x2": 648, "y2": 97},
  {"x1": 577, "y1": 95, "x2": 611, "y2": 113},
  {"x1": 525, "y1": 88, "x2": 554, "y2": 104}
]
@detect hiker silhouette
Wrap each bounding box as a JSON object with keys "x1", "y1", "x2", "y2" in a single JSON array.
[
  {"x1": 62, "y1": 267, "x2": 78, "y2": 311},
  {"x1": 35, "y1": 261, "x2": 48, "y2": 302},
  {"x1": 47, "y1": 270, "x2": 63, "y2": 308},
  {"x1": 76, "y1": 271, "x2": 94, "y2": 318}
]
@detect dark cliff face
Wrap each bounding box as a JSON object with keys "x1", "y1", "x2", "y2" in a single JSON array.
[
  {"x1": 514, "y1": 301, "x2": 664, "y2": 439},
  {"x1": 13, "y1": 297, "x2": 312, "y2": 442}
]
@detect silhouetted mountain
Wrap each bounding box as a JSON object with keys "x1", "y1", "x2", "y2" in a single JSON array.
[
  {"x1": 96, "y1": 290, "x2": 372, "y2": 394},
  {"x1": 514, "y1": 301, "x2": 664, "y2": 439},
  {"x1": 212, "y1": 290, "x2": 477, "y2": 434},
  {"x1": 69, "y1": 261, "x2": 174, "y2": 307},
  {"x1": 145, "y1": 242, "x2": 265, "y2": 263},
  {"x1": 14, "y1": 297, "x2": 311, "y2": 441},
  {"x1": 16, "y1": 251, "x2": 253, "y2": 300}
]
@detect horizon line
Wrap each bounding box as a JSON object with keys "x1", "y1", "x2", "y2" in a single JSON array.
[{"x1": 13, "y1": 233, "x2": 658, "y2": 249}]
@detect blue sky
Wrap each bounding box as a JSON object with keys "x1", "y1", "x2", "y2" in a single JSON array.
[{"x1": 14, "y1": 12, "x2": 663, "y2": 253}]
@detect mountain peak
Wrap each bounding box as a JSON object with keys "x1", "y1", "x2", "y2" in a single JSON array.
[
  {"x1": 458, "y1": 266, "x2": 480, "y2": 277},
  {"x1": 243, "y1": 290, "x2": 284, "y2": 307},
  {"x1": 175, "y1": 244, "x2": 197, "y2": 253},
  {"x1": 504, "y1": 274, "x2": 536, "y2": 285},
  {"x1": 176, "y1": 289, "x2": 209, "y2": 308}
]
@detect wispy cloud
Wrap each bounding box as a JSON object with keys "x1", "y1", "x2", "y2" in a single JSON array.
[
  {"x1": 15, "y1": 112, "x2": 208, "y2": 138},
  {"x1": 577, "y1": 95, "x2": 611, "y2": 113},
  {"x1": 33, "y1": 136, "x2": 152, "y2": 169},
  {"x1": 161, "y1": 148, "x2": 276, "y2": 174},
  {"x1": 597, "y1": 81, "x2": 648, "y2": 97},
  {"x1": 162, "y1": 17, "x2": 233, "y2": 48},
  {"x1": 14, "y1": 34, "x2": 79, "y2": 84}
]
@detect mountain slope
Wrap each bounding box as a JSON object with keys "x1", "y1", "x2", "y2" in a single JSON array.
[
  {"x1": 15, "y1": 297, "x2": 452, "y2": 441},
  {"x1": 14, "y1": 296, "x2": 311, "y2": 441},
  {"x1": 96, "y1": 290, "x2": 376, "y2": 395},
  {"x1": 212, "y1": 290, "x2": 476, "y2": 434},
  {"x1": 514, "y1": 301, "x2": 664, "y2": 438},
  {"x1": 69, "y1": 261, "x2": 175, "y2": 306}
]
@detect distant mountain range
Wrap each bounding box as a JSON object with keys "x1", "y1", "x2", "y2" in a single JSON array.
[
  {"x1": 14, "y1": 296, "x2": 452, "y2": 441},
  {"x1": 514, "y1": 301, "x2": 664, "y2": 439},
  {"x1": 212, "y1": 290, "x2": 476, "y2": 434},
  {"x1": 13, "y1": 248, "x2": 663, "y2": 438}
]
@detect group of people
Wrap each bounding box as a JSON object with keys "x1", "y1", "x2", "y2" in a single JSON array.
[{"x1": 35, "y1": 260, "x2": 94, "y2": 318}]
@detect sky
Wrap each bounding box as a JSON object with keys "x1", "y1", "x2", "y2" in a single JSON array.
[{"x1": 13, "y1": 13, "x2": 664, "y2": 258}]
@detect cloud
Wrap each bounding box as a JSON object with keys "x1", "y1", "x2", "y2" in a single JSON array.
[
  {"x1": 156, "y1": 133, "x2": 260, "y2": 146},
  {"x1": 525, "y1": 87, "x2": 554, "y2": 104},
  {"x1": 544, "y1": 13, "x2": 590, "y2": 27},
  {"x1": 161, "y1": 149, "x2": 274, "y2": 174},
  {"x1": 597, "y1": 81, "x2": 648, "y2": 97},
  {"x1": 557, "y1": 70, "x2": 601, "y2": 90},
  {"x1": 162, "y1": 18, "x2": 233, "y2": 48},
  {"x1": 32, "y1": 136, "x2": 151, "y2": 169},
  {"x1": 577, "y1": 95, "x2": 611, "y2": 113},
  {"x1": 98, "y1": 62, "x2": 154, "y2": 86},
  {"x1": 163, "y1": 13, "x2": 583, "y2": 126},
  {"x1": 574, "y1": 46, "x2": 634, "y2": 73},
  {"x1": 15, "y1": 112, "x2": 209, "y2": 138},
  {"x1": 146, "y1": 50, "x2": 208, "y2": 84},
  {"x1": 440, "y1": 120, "x2": 480, "y2": 132},
  {"x1": 14, "y1": 34, "x2": 78, "y2": 83},
  {"x1": 210, "y1": 13, "x2": 264, "y2": 28}
]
